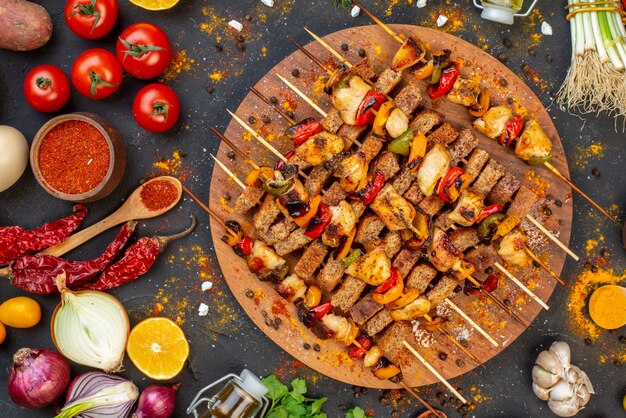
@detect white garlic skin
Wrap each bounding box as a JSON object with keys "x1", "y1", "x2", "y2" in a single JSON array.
[
  {"x1": 548, "y1": 397, "x2": 579, "y2": 417},
  {"x1": 532, "y1": 364, "x2": 560, "y2": 388},
  {"x1": 549, "y1": 341, "x2": 571, "y2": 369},
  {"x1": 532, "y1": 382, "x2": 550, "y2": 401},
  {"x1": 536, "y1": 350, "x2": 562, "y2": 375}
]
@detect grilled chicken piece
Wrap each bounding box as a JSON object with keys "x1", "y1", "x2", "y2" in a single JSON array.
[
  {"x1": 345, "y1": 247, "x2": 392, "y2": 285},
  {"x1": 386, "y1": 108, "x2": 409, "y2": 138},
  {"x1": 295, "y1": 131, "x2": 344, "y2": 166},
  {"x1": 322, "y1": 313, "x2": 358, "y2": 345},
  {"x1": 447, "y1": 188, "x2": 485, "y2": 227},
  {"x1": 473, "y1": 106, "x2": 513, "y2": 139},
  {"x1": 275, "y1": 274, "x2": 307, "y2": 303},
  {"x1": 392, "y1": 36, "x2": 426, "y2": 71},
  {"x1": 417, "y1": 143, "x2": 452, "y2": 196},
  {"x1": 334, "y1": 152, "x2": 367, "y2": 192},
  {"x1": 370, "y1": 184, "x2": 416, "y2": 231},
  {"x1": 447, "y1": 78, "x2": 480, "y2": 107},
  {"x1": 428, "y1": 227, "x2": 463, "y2": 272},
  {"x1": 498, "y1": 230, "x2": 531, "y2": 267},
  {"x1": 247, "y1": 240, "x2": 286, "y2": 277},
  {"x1": 515, "y1": 118, "x2": 553, "y2": 162},
  {"x1": 331, "y1": 75, "x2": 371, "y2": 125},
  {"x1": 322, "y1": 200, "x2": 357, "y2": 247},
  {"x1": 390, "y1": 296, "x2": 431, "y2": 321}
]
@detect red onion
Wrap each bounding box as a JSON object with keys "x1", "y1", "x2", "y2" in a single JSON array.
[
  {"x1": 133, "y1": 384, "x2": 179, "y2": 418},
  {"x1": 7, "y1": 347, "x2": 71, "y2": 408}
]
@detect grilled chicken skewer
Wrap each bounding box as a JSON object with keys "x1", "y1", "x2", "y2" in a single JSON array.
[
  {"x1": 184, "y1": 184, "x2": 457, "y2": 410},
  {"x1": 334, "y1": 1, "x2": 615, "y2": 223}
]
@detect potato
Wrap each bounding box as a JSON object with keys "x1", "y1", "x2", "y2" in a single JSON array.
[{"x1": 0, "y1": 0, "x2": 52, "y2": 51}]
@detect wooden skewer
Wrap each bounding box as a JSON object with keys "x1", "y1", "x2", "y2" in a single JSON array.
[
  {"x1": 350, "y1": 0, "x2": 405, "y2": 44},
  {"x1": 403, "y1": 341, "x2": 468, "y2": 404},
  {"x1": 210, "y1": 154, "x2": 246, "y2": 189},
  {"x1": 210, "y1": 126, "x2": 261, "y2": 170},
  {"x1": 398, "y1": 382, "x2": 444, "y2": 417},
  {"x1": 524, "y1": 246, "x2": 566, "y2": 286},
  {"x1": 494, "y1": 262, "x2": 549, "y2": 310},
  {"x1": 249, "y1": 87, "x2": 296, "y2": 125},
  {"x1": 182, "y1": 186, "x2": 230, "y2": 232},
  {"x1": 465, "y1": 274, "x2": 530, "y2": 327},
  {"x1": 444, "y1": 298, "x2": 499, "y2": 347},
  {"x1": 523, "y1": 214, "x2": 579, "y2": 261},
  {"x1": 276, "y1": 74, "x2": 328, "y2": 118},
  {"x1": 304, "y1": 27, "x2": 353, "y2": 68},
  {"x1": 423, "y1": 313, "x2": 483, "y2": 367},
  {"x1": 227, "y1": 110, "x2": 289, "y2": 164},
  {"x1": 288, "y1": 36, "x2": 334, "y2": 75}
]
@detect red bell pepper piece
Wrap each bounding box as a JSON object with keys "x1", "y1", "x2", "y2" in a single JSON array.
[
  {"x1": 428, "y1": 63, "x2": 459, "y2": 99},
  {"x1": 286, "y1": 118, "x2": 323, "y2": 146},
  {"x1": 236, "y1": 236, "x2": 254, "y2": 257},
  {"x1": 374, "y1": 267, "x2": 399, "y2": 294},
  {"x1": 275, "y1": 150, "x2": 296, "y2": 171},
  {"x1": 464, "y1": 274, "x2": 499, "y2": 295},
  {"x1": 305, "y1": 203, "x2": 332, "y2": 239},
  {"x1": 355, "y1": 170, "x2": 386, "y2": 205},
  {"x1": 355, "y1": 90, "x2": 386, "y2": 126},
  {"x1": 310, "y1": 301, "x2": 333, "y2": 319},
  {"x1": 499, "y1": 115, "x2": 524, "y2": 146},
  {"x1": 476, "y1": 204, "x2": 504, "y2": 224},
  {"x1": 347, "y1": 335, "x2": 373, "y2": 360},
  {"x1": 434, "y1": 166, "x2": 465, "y2": 203}
]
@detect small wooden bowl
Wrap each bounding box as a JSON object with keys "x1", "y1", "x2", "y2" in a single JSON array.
[{"x1": 30, "y1": 112, "x2": 126, "y2": 203}]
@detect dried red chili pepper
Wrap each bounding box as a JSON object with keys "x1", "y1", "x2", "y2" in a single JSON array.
[
  {"x1": 0, "y1": 204, "x2": 88, "y2": 266},
  {"x1": 286, "y1": 118, "x2": 323, "y2": 146},
  {"x1": 428, "y1": 63, "x2": 459, "y2": 99},
  {"x1": 7, "y1": 221, "x2": 137, "y2": 295},
  {"x1": 305, "y1": 204, "x2": 331, "y2": 239},
  {"x1": 499, "y1": 115, "x2": 524, "y2": 146},
  {"x1": 84, "y1": 215, "x2": 196, "y2": 291},
  {"x1": 355, "y1": 170, "x2": 385, "y2": 205},
  {"x1": 347, "y1": 334, "x2": 373, "y2": 360},
  {"x1": 475, "y1": 204, "x2": 504, "y2": 224},
  {"x1": 355, "y1": 90, "x2": 386, "y2": 126}
]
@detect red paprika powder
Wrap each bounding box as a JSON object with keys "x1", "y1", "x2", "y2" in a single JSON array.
[
  {"x1": 38, "y1": 120, "x2": 110, "y2": 195},
  {"x1": 140, "y1": 179, "x2": 178, "y2": 211}
]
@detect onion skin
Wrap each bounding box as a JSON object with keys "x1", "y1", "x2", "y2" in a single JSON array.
[
  {"x1": 133, "y1": 384, "x2": 179, "y2": 418},
  {"x1": 8, "y1": 348, "x2": 71, "y2": 408}
]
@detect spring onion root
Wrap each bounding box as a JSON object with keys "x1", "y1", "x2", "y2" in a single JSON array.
[{"x1": 557, "y1": 0, "x2": 626, "y2": 124}]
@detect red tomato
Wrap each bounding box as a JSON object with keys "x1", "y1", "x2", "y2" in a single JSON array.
[
  {"x1": 71, "y1": 49, "x2": 123, "y2": 100},
  {"x1": 116, "y1": 23, "x2": 172, "y2": 79},
  {"x1": 64, "y1": 0, "x2": 118, "y2": 39},
  {"x1": 133, "y1": 84, "x2": 180, "y2": 133},
  {"x1": 23, "y1": 65, "x2": 71, "y2": 112}
]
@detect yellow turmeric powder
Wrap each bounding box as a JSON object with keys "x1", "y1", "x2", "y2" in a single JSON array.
[{"x1": 588, "y1": 285, "x2": 626, "y2": 329}]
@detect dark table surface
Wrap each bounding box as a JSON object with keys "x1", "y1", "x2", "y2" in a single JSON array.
[{"x1": 1, "y1": 1, "x2": 625, "y2": 417}]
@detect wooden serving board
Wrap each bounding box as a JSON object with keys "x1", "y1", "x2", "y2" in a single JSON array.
[{"x1": 208, "y1": 25, "x2": 572, "y2": 389}]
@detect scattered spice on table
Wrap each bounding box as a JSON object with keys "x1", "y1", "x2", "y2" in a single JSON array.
[
  {"x1": 0, "y1": 204, "x2": 87, "y2": 265},
  {"x1": 140, "y1": 179, "x2": 179, "y2": 211},
  {"x1": 159, "y1": 50, "x2": 196, "y2": 83},
  {"x1": 38, "y1": 120, "x2": 110, "y2": 195}
]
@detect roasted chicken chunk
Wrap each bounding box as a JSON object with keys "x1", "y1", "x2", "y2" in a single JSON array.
[
  {"x1": 322, "y1": 200, "x2": 357, "y2": 247},
  {"x1": 417, "y1": 143, "x2": 451, "y2": 196},
  {"x1": 447, "y1": 188, "x2": 485, "y2": 227},
  {"x1": 447, "y1": 78, "x2": 480, "y2": 107},
  {"x1": 321, "y1": 313, "x2": 358, "y2": 345},
  {"x1": 334, "y1": 152, "x2": 368, "y2": 192},
  {"x1": 275, "y1": 274, "x2": 307, "y2": 303},
  {"x1": 331, "y1": 75, "x2": 371, "y2": 125},
  {"x1": 247, "y1": 240, "x2": 286, "y2": 277},
  {"x1": 345, "y1": 247, "x2": 392, "y2": 285},
  {"x1": 295, "y1": 131, "x2": 344, "y2": 166},
  {"x1": 473, "y1": 106, "x2": 513, "y2": 139},
  {"x1": 498, "y1": 230, "x2": 531, "y2": 267},
  {"x1": 370, "y1": 184, "x2": 416, "y2": 231},
  {"x1": 428, "y1": 227, "x2": 463, "y2": 272},
  {"x1": 515, "y1": 118, "x2": 553, "y2": 162}
]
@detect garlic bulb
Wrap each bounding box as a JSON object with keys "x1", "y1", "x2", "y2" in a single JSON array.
[{"x1": 531, "y1": 341, "x2": 594, "y2": 417}]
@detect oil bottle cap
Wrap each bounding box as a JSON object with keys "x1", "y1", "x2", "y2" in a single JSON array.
[
  {"x1": 481, "y1": 4, "x2": 515, "y2": 25},
  {"x1": 240, "y1": 369, "x2": 268, "y2": 400}
]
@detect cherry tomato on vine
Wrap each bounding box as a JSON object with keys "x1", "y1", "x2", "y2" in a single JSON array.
[
  {"x1": 71, "y1": 49, "x2": 123, "y2": 100},
  {"x1": 116, "y1": 23, "x2": 172, "y2": 79},
  {"x1": 64, "y1": 0, "x2": 118, "y2": 39},
  {"x1": 132, "y1": 83, "x2": 180, "y2": 133},
  {"x1": 23, "y1": 65, "x2": 71, "y2": 112}
]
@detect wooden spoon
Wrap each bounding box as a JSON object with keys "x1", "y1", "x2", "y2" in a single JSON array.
[{"x1": 39, "y1": 176, "x2": 183, "y2": 257}]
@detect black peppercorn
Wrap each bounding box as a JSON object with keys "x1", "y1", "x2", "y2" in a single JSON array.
[
  {"x1": 532, "y1": 260, "x2": 540, "y2": 268},
  {"x1": 339, "y1": 405, "x2": 348, "y2": 412},
  {"x1": 358, "y1": 48, "x2": 366, "y2": 57},
  {"x1": 619, "y1": 335, "x2": 625, "y2": 344},
  {"x1": 261, "y1": 310, "x2": 268, "y2": 317},
  {"x1": 507, "y1": 97, "x2": 514, "y2": 105},
  {"x1": 485, "y1": 266, "x2": 494, "y2": 275},
  {"x1": 303, "y1": 343, "x2": 311, "y2": 350},
  {"x1": 265, "y1": 316, "x2": 273, "y2": 326},
  {"x1": 245, "y1": 14, "x2": 253, "y2": 21},
  {"x1": 503, "y1": 38, "x2": 513, "y2": 48},
  {"x1": 546, "y1": 54, "x2": 553, "y2": 63},
  {"x1": 504, "y1": 299, "x2": 511, "y2": 307},
  {"x1": 614, "y1": 359, "x2": 622, "y2": 368},
  {"x1": 236, "y1": 34, "x2": 245, "y2": 43},
  {"x1": 237, "y1": 43, "x2": 245, "y2": 52},
  {"x1": 207, "y1": 86, "x2": 214, "y2": 94},
  {"x1": 499, "y1": 78, "x2": 508, "y2": 87},
  {"x1": 262, "y1": 115, "x2": 271, "y2": 124},
  {"x1": 292, "y1": 68, "x2": 300, "y2": 77},
  {"x1": 591, "y1": 265, "x2": 598, "y2": 273},
  {"x1": 601, "y1": 249, "x2": 611, "y2": 258},
  {"x1": 584, "y1": 337, "x2": 592, "y2": 345},
  {"x1": 454, "y1": 285, "x2": 462, "y2": 293},
  {"x1": 313, "y1": 343, "x2": 321, "y2": 351},
  {"x1": 497, "y1": 53, "x2": 508, "y2": 63},
  {"x1": 341, "y1": 43, "x2": 349, "y2": 51},
  {"x1": 269, "y1": 96, "x2": 278, "y2": 104},
  {"x1": 215, "y1": 43, "x2": 223, "y2": 52},
  {"x1": 227, "y1": 150, "x2": 236, "y2": 159},
  {"x1": 223, "y1": 192, "x2": 231, "y2": 201},
  {"x1": 438, "y1": 352, "x2": 448, "y2": 361},
  {"x1": 272, "y1": 322, "x2": 280, "y2": 330},
  {"x1": 592, "y1": 168, "x2": 601, "y2": 177},
  {"x1": 555, "y1": 199, "x2": 562, "y2": 207},
  {"x1": 286, "y1": 111, "x2": 295, "y2": 118},
  {"x1": 391, "y1": 411, "x2": 400, "y2": 418},
  {"x1": 544, "y1": 207, "x2": 553, "y2": 216},
  {"x1": 245, "y1": 289, "x2": 254, "y2": 298},
  {"x1": 459, "y1": 339, "x2": 469, "y2": 348},
  {"x1": 456, "y1": 359, "x2": 465, "y2": 367},
  {"x1": 528, "y1": 48, "x2": 537, "y2": 56},
  {"x1": 274, "y1": 317, "x2": 282, "y2": 326}
]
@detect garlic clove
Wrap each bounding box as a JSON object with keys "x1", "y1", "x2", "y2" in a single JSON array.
[
  {"x1": 532, "y1": 382, "x2": 551, "y2": 401},
  {"x1": 549, "y1": 341, "x2": 572, "y2": 369},
  {"x1": 576, "y1": 383, "x2": 591, "y2": 406},
  {"x1": 549, "y1": 380, "x2": 575, "y2": 402},
  {"x1": 532, "y1": 364, "x2": 560, "y2": 388},
  {"x1": 548, "y1": 396, "x2": 580, "y2": 417},
  {"x1": 569, "y1": 365, "x2": 595, "y2": 394},
  {"x1": 536, "y1": 350, "x2": 563, "y2": 375}
]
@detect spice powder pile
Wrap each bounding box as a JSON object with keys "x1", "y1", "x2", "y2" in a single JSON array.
[
  {"x1": 38, "y1": 120, "x2": 110, "y2": 195},
  {"x1": 140, "y1": 179, "x2": 178, "y2": 211}
]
